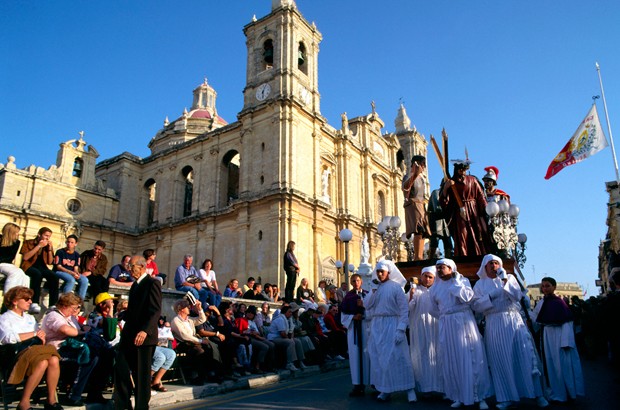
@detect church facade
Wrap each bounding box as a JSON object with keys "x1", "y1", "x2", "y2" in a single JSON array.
[{"x1": 0, "y1": 0, "x2": 429, "y2": 289}]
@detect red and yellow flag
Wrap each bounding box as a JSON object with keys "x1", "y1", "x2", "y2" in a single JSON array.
[{"x1": 545, "y1": 104, "x2": 608, "y2": 179}]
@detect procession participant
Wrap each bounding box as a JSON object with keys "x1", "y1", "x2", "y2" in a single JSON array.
[
  {"x1": 439, "y1": 160, "x2": 491, "y2": 257},
  {"x1": 472, "y1": 255, "x2": 548, "y2": 409},
  {"x1": 481, "y1": 166, "x2": 510, "y2": 204},
  {"x1": 365, "y1": 261, "x2": 417, "y2": 403},
  {"x1": 79, "y1": 240, "x2": 109, "y2": 300},
  {"x1": 427, "y1": 189, "x2": 453, "y2": 258},
  {"x1": 0, "y1": 222, "x2": 30, "y2": 294},
  {"x1": 408, "y1": 265, "x2": 442, "y2": 396},
  {"x1": 340, "y1": 273, "x2": 370, "y2": 397},
  {"x1": 402, "y1": 155, "x2": 431, "y2": 260},
  {"x1": 532, "y1": 276, "x2": 585, "y2": 403},
  {"x1": 430, "y1": 258, "x2": 491, "y2": 409},
  {"x1": 20, "y1": 227, "x2": 59, "y2": 311},
  {"x1": 370, "y1": 258, "x2": 407, "y2": 288}
]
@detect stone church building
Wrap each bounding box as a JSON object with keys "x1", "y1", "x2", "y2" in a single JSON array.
[{"x1": 0, "y1": 0, "x2": 429, "y2": 290}]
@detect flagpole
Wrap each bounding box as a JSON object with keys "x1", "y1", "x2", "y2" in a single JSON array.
[{"x1": 595, "y1": 62, "x2": 620, "y2": 183}]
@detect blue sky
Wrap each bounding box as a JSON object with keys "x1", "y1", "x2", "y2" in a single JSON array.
[{"x1": 2, "y1": 0, "x2": 619, "y2": 294}]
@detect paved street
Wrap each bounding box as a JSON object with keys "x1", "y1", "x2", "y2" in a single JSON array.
[{"x1": 156, "y1": 355, "x2": 618, "y2": 410}]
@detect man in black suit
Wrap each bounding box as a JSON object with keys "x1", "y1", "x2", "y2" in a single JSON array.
[{"x1": 114, "y1": 255, "x2": 162, "y2": 410}]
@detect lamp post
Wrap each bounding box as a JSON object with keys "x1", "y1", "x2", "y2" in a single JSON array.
[
  {"x1": 377, "y1": 215, "x2": 402, "y2": 260},
  {"x1": 400, "y1": 233, "x2": 415, "y2": 261},
  {"x1": 339, "y1": 228, "x2": 353, "y2": 286},
  {"x1": 515, "y1": 233, "x2": 527, "y2": 269},
  {"x1": 485, "y1": 200, "x2": 520, "y2": 258},
  {"x1": 335, "y1": 260, "x2": 343, "y2": 284}
]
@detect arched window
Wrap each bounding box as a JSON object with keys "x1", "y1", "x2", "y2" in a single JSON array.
[
  {"x1": 263, "y1": 39, "x2": 274, "y2": 70},
  {"x1": 145, "y1": 179, "x2": 157, "y2": 225},
  {"x1": 72, "y1": 158, "x2": 83, "y2": 178},
  {"x1": 182, "y1": 166, "x2": 194, "y2": 217},
  {"x1": 298, "y1": 42, "x2": 307, "y2": 75},
  {"x1": 396, "y1": 149, "x2": 405, "y2": 170},
  {"x1": 222, "y1": 150, "x2": 240, "y2": 206}
]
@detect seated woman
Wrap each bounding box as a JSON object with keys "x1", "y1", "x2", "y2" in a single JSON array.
[
  {"x1": 296, "y1": 278, "x2": 318, "y2": 310},
  {"x1": 41, "y1": 293, "x2": 96, "y2": 406},
  {"x1": 152, "y1": 317, "x2": 176, "y2": 392},
  {"x1": 223, "y1": 278, "x2": 243, "y2": 298},
  {"x1": 0, "y1": 223, "x2": 30, "y2": 295},
  {"x1": 199, "y1": 259, "x2": 221, "y2": 306},
  {"x1": 219, "y1": 301, "x2": 251, "y2": 374},
  {"x1": 0, "y1": 286, "x2": 62, "y2": 410},
  {"x1": 170, "y1": 299, "x2": 219, "y2": 384},
  {"x1": 315, "y1": 280, "x2": 328, "y2": 304}
]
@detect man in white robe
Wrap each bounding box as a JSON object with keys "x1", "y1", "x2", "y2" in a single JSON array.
[
  {"x1": 340, "y1": 273, "x2": 370, "y2": 396},
  {"x1": 532, "y1": 276, "x2": 584, "y2": 403},
  {"x1": 408, "y1": 265, "x2": 442, "y2": 395},
  {"x1": 429, "y1": 258, "x2": 491, "y2": 409},
  {"x1": 472, "y1": 254, "x2": 548, "y2": 409},
  {"x1": 366, "y1": 261, "x2": 417, "y2": 402}
]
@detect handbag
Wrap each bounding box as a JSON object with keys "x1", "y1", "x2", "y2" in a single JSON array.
[{"x1": 58, "y1": 336, "x2": 90, "y2": 365}]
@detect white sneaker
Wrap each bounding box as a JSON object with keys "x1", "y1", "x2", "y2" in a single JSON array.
[
  {"x1": 479, "y1": 400, "x2": 489, "y2": 410},
  {"x1": 285, "y1": 363, "x2": 298, "y2": 371},
  {"x1": 496, "y1": 402, "x2": 511, "y2": 410},
  {"x1": 536, "y1": 397, "x2": 549, "y2": 408},
  {"x1": 298, "y1": 362, "x2": 308, "y2": 370},
  {"x1": 407, "y1": 389, "x2": 417, "y2": 402},
  {"x1": 451, "y1": 401, "x2": 463, "y2": 408},
  {"x1": 29, "y1": 303, "x2": 41, "y2": 314},
  {"x1": 333, "y1": 355, "x2": 345, "y2": 361}
]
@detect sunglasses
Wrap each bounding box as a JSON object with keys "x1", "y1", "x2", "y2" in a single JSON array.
[{"x1": 22, "y1": 297, "x2": 32, "y2": 302}]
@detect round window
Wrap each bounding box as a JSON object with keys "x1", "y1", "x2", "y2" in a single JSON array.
[{"x1": 67, "y1": 199, "x2": 82, "y2": 214}]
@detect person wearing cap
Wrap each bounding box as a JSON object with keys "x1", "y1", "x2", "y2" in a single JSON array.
[
  {"x1": 439, "y1": 160, "x2": 491, "y2": 257},
  {"x1": 114, "y1": 255, "x2": 162, "y2": 409},
  {"x1": 402, "y1": 155, "x2": 432, "y2": 260},
  {"x1": 481, "y1": 166, "x2": 510, "y2": 204},
  {"x1": 365, "y1": 261, "x2": 417, "y2": 403},
  {"x1": 84, "y1": 292, "x2": 118, "y2": 404},
  {"x1": 341, "y1": 273, "x2": 370, "y2": 396},
  {"x1": 472, "y1": 255, "x2": 548, "y2": 409},
  {"x1": 430, "y1": 258, "x2": 491, "y2": 409},
  {"x1": 408, "y1": 266, "x2": 442, "y2": 397}
]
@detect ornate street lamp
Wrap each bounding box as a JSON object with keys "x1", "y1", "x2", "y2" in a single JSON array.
[
  {"x1": 400, "y1": 233, "x2": 415, "y2": 262},
  {"x1": 486, "y1": 200, "x2": 520, "y2": 258},
  {"x1": 339, "y1": 229, "x2": 353, "y2": 286},
  {"x1": 377, "y1": 215, "x2": 402, "y2": 260},
  {"x1": 515, "y1": 233, "x2": 527, "y2": 269}
]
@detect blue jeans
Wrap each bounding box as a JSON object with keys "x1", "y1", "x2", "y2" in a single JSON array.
[
  {"x1": 54, "y1": 270, "x2": 89, "y2": 300},
  {"x1": 152, "y1": 346, "x2": 176, "y2": 371},
  {"x1": 176, "y1": 286, "x2": 210, "y2": 306}
]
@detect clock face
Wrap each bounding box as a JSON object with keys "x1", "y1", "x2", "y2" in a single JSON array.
[{"x1": 256, "y1": 83, "x2": 271, "y2": 101}]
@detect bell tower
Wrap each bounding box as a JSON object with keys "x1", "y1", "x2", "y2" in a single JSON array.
[{"x1": 240, "y1": 0, "x2": 322, "y2": 114}]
